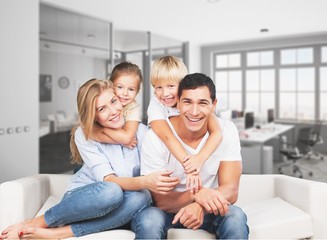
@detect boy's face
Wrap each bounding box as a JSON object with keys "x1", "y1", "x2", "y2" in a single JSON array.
[
  {"x1": 113, "y1": 74, "x2": 139, "y2": 107},
  {"x1": 154, "y1": 81, "x2": 179, "y2": 107}
]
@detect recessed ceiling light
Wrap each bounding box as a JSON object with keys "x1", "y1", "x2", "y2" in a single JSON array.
[
  {"x1": 260, "y1": 28, "x2": 269, "y2": 33},
  {"x1": 207, "y1": 0, "x2": 220, "y2": 3}
]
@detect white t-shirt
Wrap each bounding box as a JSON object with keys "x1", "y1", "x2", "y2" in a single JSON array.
[
  {"x1": 123, "y1": 101, "x2": 141, "y2": 122},
  {"x1": 141, "y1": 117, "x2": 242, "y2": 192},
  {"x1": 147, "y1": 97, "x2": 180, "y2": 124}
]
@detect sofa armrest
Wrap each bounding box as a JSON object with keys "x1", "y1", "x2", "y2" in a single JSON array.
[
  {"x1": 275, "y1": 175, "x2": 327, "y2": 239},
  {"x1": 0, "y1": 175, "x2": 50, "y2": 230}
]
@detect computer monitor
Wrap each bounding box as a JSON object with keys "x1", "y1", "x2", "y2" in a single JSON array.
[
  {"x1": 231, "y1": 110, "x2": 238, "y2": 119},
  {"x1": 244, "y1": 112, "x2": 254, "y2": 129},
  {"x1": 267, "y1": 109, "x2": 274, "y2": 123}
]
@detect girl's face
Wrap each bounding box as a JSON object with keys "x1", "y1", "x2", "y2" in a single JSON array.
[
  {"x1": 154, "y1": 81, "x2": 179, "y2": 107},
  {"x1": 95, "y1": 88, "x2": 125, "y2": 129},
  {"x1": 113, "y1": 74, "x2": 140, "y2": 107}
]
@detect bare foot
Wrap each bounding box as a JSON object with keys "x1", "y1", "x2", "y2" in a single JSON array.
[
  {"x1": 20, "y1": 226, "x2": 73, "y2": 239},
  {"x1": 0, "y1": 216, "x2": 48, "y2": 240},
  {"x1": 0, "y1": 219, "x2": 34, "y2": 239}
]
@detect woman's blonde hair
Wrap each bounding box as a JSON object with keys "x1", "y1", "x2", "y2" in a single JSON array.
[
  {"x1": 150, "y1": 56, "x2": 188, "y2": 87},
  {"x1": 70, "y1": 78, "x2": 113, "y2": 165}
]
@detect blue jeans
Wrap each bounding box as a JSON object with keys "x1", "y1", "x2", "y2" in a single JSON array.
[
  {"x1": 44, "y1": 182, "x2": 151, "y2": 237},
  {"x1": 131, "y1": 205, "x2": 249, "y2": 239}
]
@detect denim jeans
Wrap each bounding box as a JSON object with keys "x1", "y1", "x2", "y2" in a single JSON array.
[
  {"x1": 44, "y1": 182, "x2": 151, "y2": 237},
  {"x1": 131, "y1": 205, "x2": 249, "y2": 239}
]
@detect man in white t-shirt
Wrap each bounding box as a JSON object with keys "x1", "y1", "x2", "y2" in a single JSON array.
[{"x1": 131, "y1": 73, "x2": 249, "y2": 239}]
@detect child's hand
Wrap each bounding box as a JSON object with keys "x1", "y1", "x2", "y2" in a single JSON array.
[
  {"x1": 186, "y1": 173, "x2": 202, "y2": 194},
  {"x1": 183, "y1": 155, "x2": 205, "y2": 174},
  {"x1": 123, "y1": 137, "x2": 137, "y2": 149}
]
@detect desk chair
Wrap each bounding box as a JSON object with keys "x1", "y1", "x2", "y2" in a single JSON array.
[
  {"x1": 278, "y1": 130, "x2": 314, "y2": 178},
  {"x1": 301, "y1": 121, "x2": 325, "y2": 161}
]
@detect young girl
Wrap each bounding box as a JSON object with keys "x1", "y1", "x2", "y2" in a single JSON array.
[
  {"x1": 148, "y1": 56, "x2": 223, "y2": 193},
  {"x1": 92, "y1": 62, "x2": 143, "y2": 147},
  {"x1": 0, "y1": 79, "x2": 179, "y2": 239}
]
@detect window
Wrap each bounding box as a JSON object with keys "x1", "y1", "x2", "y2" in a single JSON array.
[
  {"x1": 281, "y1": 47, "x2": 313, "y2": 65},
  {"x1": 215, "y1": 53, "x2": 242, "y2": 111},
  {"x1": 246, "y1": 69, "x2": 275, "y2": 118},
  {"x1": 212, "y1": 43, "x2": 326, "y2": 122}
]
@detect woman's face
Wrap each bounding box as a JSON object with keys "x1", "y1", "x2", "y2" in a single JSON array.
[{"x1": 95, "y1": 88, "x2": 125, "y2": 129}]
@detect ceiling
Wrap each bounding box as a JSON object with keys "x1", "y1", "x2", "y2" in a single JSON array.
[{"x1": 42, "y1": 0, "x2": 327, "y2": 46}]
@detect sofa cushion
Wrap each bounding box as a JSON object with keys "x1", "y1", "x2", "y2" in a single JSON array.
[
  {"x1": 35, "y1": 196, "x2": 59, "y2": 217},
  {"x1": 243, "y1": 197, "x2": 313, "y2": 239}
]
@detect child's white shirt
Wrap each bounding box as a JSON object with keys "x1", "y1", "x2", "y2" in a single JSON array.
[{"x1": 147, "y1": 97, "x2": 179, "y2": 124}]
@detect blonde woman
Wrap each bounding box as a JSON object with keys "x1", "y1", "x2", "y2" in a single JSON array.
[{"x1": 0, "y1": 79, "x2": 179, "y2": 239}]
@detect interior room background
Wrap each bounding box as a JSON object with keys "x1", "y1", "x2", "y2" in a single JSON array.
[{"x1": 1, "y1": 0, "x2": 327, "y2": 183}]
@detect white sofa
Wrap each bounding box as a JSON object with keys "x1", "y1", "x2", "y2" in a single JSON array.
[{"x1": 1, "y1": 174, "x2": 327, "y2": 239}]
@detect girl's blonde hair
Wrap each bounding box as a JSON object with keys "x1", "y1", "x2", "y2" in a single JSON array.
[
  {"x1": 110, "y1": 61, "x2": 143, "y2": 92},
  {"x1": 70, "y1": 78, "x2": 113, "y2": 165},
  {"x1": 150, "y1": 56, "x2": 188, "y2": 87}
]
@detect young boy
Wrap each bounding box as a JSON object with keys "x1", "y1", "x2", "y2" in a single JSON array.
[
  {"x1": 92, "y1": 61, "x2": 142, "y2": 148},
  {"x1": 148, "y1": 56, "x2": 223, "y2": 193}
]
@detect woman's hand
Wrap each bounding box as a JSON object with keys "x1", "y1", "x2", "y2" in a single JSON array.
[{"x1": 144, "y1": 171, "x2": 180, "y2": 194}]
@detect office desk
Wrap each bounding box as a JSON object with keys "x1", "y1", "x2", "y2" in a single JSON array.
[{"x1": 239, "y1": 123, "x2": 294, "y2": 173}]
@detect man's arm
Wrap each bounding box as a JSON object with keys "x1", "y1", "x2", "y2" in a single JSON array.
[
  {"x1": 151, "y1": 190, "x2": 194, "y2": 214},
  {"x1": 194, "y1": 161, "x2": 242, "y2": 216}
]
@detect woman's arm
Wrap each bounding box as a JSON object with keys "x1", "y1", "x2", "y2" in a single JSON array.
[{"x1": 103, "y1": 171, "x2": 180, "y2": 194}]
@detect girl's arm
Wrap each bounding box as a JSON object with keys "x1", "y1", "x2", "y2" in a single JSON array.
[{"x1": 93, "y1": 121, "x2": 139, "y2": 145}]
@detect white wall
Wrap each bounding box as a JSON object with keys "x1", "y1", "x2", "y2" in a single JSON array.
[
  {"x1": 0, "y1": 0, "x2": 39, "y2": 183},
  {"x1": 39, "y1": 50, "x2": 106, "y2": 120}
]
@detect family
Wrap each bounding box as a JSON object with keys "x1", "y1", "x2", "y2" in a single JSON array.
[{"x1": 0, "y1": 56, "x2": 249, "y2": 239}]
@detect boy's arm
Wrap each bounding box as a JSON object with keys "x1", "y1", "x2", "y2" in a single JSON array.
[
  {"x1": 196, "y1": 113, "x2": 223, "y2": 163},
  {"x1": 93, "y1": 121, "x2": 139, "y2": 145},
  {"x1": 150, "y1": 119, "x2": 188, "y2": 164}
]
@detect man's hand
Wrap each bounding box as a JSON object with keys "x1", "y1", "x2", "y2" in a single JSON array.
[
  {"x1": 172, "y1": 202, "x2": 204, "y2": 230},
  {"x1": 144, "y1": 171, "x2": 180, "y2": 195},
  {"x1": 195, "y1": 188, "x2": 230, "y2": 216}
]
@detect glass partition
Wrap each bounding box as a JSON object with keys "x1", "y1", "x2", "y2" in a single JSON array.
[{"x1": 39, "y1": 3, "x2": 112, "y2": 173}]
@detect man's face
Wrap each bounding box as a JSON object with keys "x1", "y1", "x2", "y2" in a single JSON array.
[{"x1": 177, "y1": 86, "x2": 217, "y2": 133}]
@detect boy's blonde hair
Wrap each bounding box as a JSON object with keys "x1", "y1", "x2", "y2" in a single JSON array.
[{"x1": 150, "y1": 56, "x2": 188, "y2": 87}]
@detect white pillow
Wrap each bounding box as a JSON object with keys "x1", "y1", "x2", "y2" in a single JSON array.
[{"x1": 35, "y1": 196, "x2": 60, "y2": 217}]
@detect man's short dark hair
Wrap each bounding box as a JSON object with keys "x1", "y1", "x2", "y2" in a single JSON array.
[{"x1": 178, "y1": 73, "x2": 216, "y2": 102}]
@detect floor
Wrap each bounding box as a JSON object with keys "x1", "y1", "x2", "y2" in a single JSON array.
[
  {"x1": 273, "y1": 153, "x2": 327, "y2": 183},
  {"x1": 40, "y1": 130, "x2": 77, "y2": 174}
]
